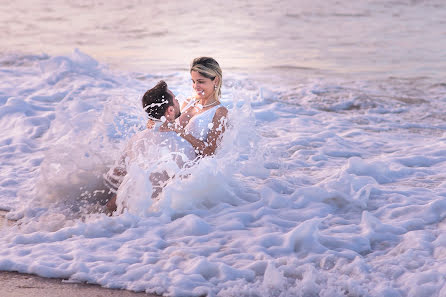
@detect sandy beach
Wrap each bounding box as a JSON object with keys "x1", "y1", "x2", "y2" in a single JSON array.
[
  {"x1": 0, "y1": 210, "x2": 13, "y2": 228},
  {"x1": 0, "y1": 271, "x2": 159, "y2": 297},
  {"x1": 0, "y1": 211, "x2": 159, "y2": 297}
]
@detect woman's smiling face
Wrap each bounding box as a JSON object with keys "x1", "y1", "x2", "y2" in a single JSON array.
[{"x1": 190, "y1": 70, "x2": 216, "y2": 100}]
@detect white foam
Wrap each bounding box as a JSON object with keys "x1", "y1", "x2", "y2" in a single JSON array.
[{"x1": 1, "y1": 51, "x2": 446, "y2": 297}]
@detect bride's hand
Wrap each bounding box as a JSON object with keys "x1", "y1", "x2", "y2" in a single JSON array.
[
  {"x1": 158, "y1": 125, "x2": 170, "y2": 132},
  {"x1": 159, "y1": 122, "x2": 184, "y2": 135},
  {"x1": 146, "y1": 119, "x2": 155, "y2": 129}
]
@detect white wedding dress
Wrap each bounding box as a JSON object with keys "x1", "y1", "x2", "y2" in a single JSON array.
[{"x1": 184, "y1": 104, "x2": 222, "y2": 141}]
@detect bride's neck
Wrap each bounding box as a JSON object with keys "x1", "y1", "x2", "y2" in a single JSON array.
[{"x1": 198, "y1": 94, "x2": 217, "y2": 105}]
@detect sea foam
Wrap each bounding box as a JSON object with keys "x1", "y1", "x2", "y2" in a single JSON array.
[{"x1": 1, "y1": 51, "x2": 446, "y2": 297}]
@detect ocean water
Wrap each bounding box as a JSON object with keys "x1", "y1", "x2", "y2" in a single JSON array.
[{"x1": 1, "y1": 1, "x2": 446, "y2": 296}]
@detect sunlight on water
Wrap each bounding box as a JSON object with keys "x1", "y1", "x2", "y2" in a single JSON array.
[{"x1": 1, "y1": 0, "x2": 445, "y2": 78}]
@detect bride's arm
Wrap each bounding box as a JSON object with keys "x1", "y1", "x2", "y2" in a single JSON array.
[{"x1": 174, "y1": 106, "x2": 228, "y2": 156}]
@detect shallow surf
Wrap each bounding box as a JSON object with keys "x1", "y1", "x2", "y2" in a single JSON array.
[
  {"x1": 1, "y1": 50, "x2": 445, "y2": 296},
  {"x1": 1, "y1": 0, "x2": 446, "y2": 295}
]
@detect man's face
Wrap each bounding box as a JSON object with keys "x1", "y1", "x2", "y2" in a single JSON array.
[{"x1": 167, "y1": 89, "x2": 181, "y2": 119}]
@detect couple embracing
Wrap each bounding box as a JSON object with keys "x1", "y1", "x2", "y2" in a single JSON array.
[{"x1": 104, "y1": 57, "x2": 228, "y2": 213}]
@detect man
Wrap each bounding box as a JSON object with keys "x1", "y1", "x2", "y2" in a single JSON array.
[{"x1": 104, "y1": 80, "x2": 195, "y2": 213}]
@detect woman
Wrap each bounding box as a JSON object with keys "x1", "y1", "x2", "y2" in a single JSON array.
[{"x1": 161, "y1": 57, "x2": 228, "y2": 157}]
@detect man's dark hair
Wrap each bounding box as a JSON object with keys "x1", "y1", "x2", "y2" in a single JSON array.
[{"x1": 141, "y1": 80, "x2": 174, "y2": 119}]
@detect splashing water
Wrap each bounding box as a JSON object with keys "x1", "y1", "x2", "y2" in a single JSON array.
[{"x1": 1, "y1": 50, "x2": 446, "y2": 297}]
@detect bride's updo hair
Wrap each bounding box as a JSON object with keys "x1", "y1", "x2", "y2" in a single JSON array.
[{"x1": 190, "y1": 57, "x2": 222, "y2": 99}]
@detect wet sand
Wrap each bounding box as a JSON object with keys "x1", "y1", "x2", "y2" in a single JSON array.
[
  {"x1": 0, "y1": 210, "x2": 13, "y2": 228},
  {"x1": 0, "y1": 211, "x2": 160, "y2": 297},
  {"x1": 0, "y1": 271, "x2": 159, "y2": 297}
]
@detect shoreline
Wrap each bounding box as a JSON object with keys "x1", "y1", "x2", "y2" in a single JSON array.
[
  {"x1": 0, "y1": 209, "x2": 13, "y2": 229},
  {"x1": 0, "y1": 271, "x2": 159, "y2": 297},
  {"x1": 0, "y1": 210, "x2": 160, "y2": 297}
]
